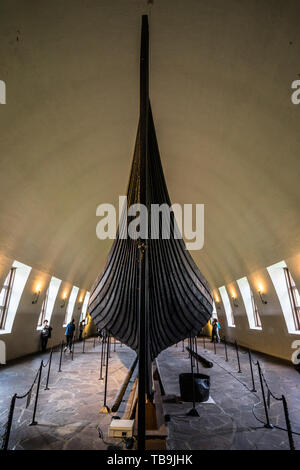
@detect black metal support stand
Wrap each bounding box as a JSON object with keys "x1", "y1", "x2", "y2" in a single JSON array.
[
  {"x1": 114, "y1": 337, "x2": 116, "y2": 352},
  {"x1": 99, "y1": 337, "x2": 105, "y2": 380},
  {"x1": 194, "y1": 336, "x2": 199, "y2": 374},
  {"x1": 44, "y1": 349, "x2": 53, "y2": 390},
  {"x1": 235, "y1": 340, "x2": 242, "y2": 373},
  {"x1": 248, "y1": 349, "x2": 256, "y2": 392},
  {"x1": 224, "y1": 336, "x2": 228, "y2": 361},
  {"x1": 1, "y1": 393, "x2": 17, "y2": 450},
  {"x1": 214, "y1": 340, "x2": 216, "y2": 355},
  {"x1": 58, "y1": 340, "x2": 63, "y2": 372},
  {"x1": 71, "y1": 337, "x2": 74, "y2": 361},
  {"x1": 93, "y1": 337, "x2": 96, "y2": 348},
  {"x1": 182, "y1": 340, "x2": 185, "y2": 352},
  {"x1": 137, "y1": 14, "x2": 149, "y2": 453},
  {"x1": 103, "y1": 336, "x2": 106, "y2": 366},
  {"x1": 100, "y1": 334, "x2": 111, "y2": 413},
  {"x1": 282, "y1": 395, "x2": 295, "y2": 450},
  {"x1": 257, "y1": 361, "x2": 273, "y2": 429},
  {"x1": 186, "y1": 335, "x2": 199, "y2": 417},
  {"x1": 203, "y1": 332, "x2": 206, "y2": 350},
  {"x1": 82, "y1": 337, "x2": 85, "y2": 353},
  {"x1": 29, "y1": 362, "x2": 42, "y2": 426}
]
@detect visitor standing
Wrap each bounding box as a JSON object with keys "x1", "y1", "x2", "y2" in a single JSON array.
[
  {"x1": 64, "y1": 319, "x2": 75, "y2": 352},
  {"x1": 41, "y1": 320, "x2": 52, "y2": 352}
]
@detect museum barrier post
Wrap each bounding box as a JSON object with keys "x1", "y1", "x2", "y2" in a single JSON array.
[
  {"x1": 44, "y1": 348, "x2": 53, "y2": 391},
  {"x1": 223, "y1": 336, "x2": 228, "y2": 361},
  {"x1": 1, "y1": 394, "x2": 17, "y2": 450},
  {"x1": 29, "y1": 361, "x2": 43, "y2": 426},
  {"x1": 234, "y1": 340, "x2": 242, "y2": 373},
  {"x1": 248, "y1": 349, "x2": 256, "y2": 392},
  {"x1": 282, "y1": 395, "x2": 295, "y2": 451},
  {"x1": 58, "y1": 340, "x2": 63, "y2": 372}
]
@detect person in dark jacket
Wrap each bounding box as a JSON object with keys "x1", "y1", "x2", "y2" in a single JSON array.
[
  {"x1": 79, "y1": 319, "x2": 85, "y2": 341},
  {"x1": 41, "y1": 320, "x2": 52, "y2": 352},
  {"x1": 211, "y1": 318, "x2": 220, "y2": 343},
  {"x1": 64, "y1": 319, "x2": 75, "y2": 352}
]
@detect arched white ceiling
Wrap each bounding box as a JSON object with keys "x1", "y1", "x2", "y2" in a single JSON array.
[{"x1": 0, "y1": 0, "x2": 299, "y2": 290}]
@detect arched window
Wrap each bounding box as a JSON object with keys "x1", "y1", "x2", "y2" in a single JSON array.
[
  {"x1": 219, "y1": 286, "x2": 235, "y2": 327},
  {"x1": 237, "y1": 277, "x2": 262, "y2": 330},
  {"x1": 0, "y1": 268, "x2": 16, "y2": 329},
  {"x1": 63, "y1": 286, "x2": 79, "y2": 326},
  {"x1": 267, "y1": 260, "x2": 300, "y2": 334},
  {"x1": 80, "y1": 291, "x2": 90, "y2": 323},
  {"x1": 37, "y1": 276, "x2": 61, "y2": 328},
  {"x1": 0, "y1": 261, "x2": 32, "y2": 334}
]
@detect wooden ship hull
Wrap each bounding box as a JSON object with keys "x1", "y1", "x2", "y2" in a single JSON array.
[{"x1": 88, "y1": 15, "x2": 213, "y2": 449}]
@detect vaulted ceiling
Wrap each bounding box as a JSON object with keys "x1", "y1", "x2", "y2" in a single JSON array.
[{"x1": 0, "y1": 0, "x2": 299, "y2": 291}]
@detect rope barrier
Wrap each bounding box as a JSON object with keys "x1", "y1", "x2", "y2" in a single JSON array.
[
  {"x1": 191, "y1": 336, "x2": 299, "y2": 449},
  {"x1": 1, "y1": 335, "x2": 98, "y2": 450}
]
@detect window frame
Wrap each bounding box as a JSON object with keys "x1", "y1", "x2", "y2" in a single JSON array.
[
  {"x1": 37, "y1": 288, "x2": 49, "y2": 327},
  {"x1": 251, "y1": 289, "x2": 262, "y2": 328},
  {"x1": 284, "y1": 267, "x2": 300, "y2": 331},
  {"x1": 0, "y1": 268, "x2": 16, "y2": 330}
]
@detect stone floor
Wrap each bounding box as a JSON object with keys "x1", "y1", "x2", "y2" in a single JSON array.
[
  {"x1": 0, "y1": 338, "x2": 136, "y2": 450},
  {"x1": 158, "y1": 339, "x2": 300, "y2": 450},
  {"x1": 0, "y1": 337, "x2": 299, "y2": 450}
]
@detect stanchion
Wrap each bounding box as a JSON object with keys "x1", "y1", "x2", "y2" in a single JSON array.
[
  {"x1": 82, "y1": 337, "x2": 85, "y2": 353},
  {"x1": 224, "y1": 337, "x2": 228, "y2": 362},
  {"x1": 214, "y1": 340, "x2": 216, "y2": 355},
  {"x1": 190, "y1": 335, "x2": 195, "y2": 366},
  {"x1": 29, "y1": 362, "x2": 42, "y2": 426},
  {"x1": 182, "y1": 340, "x2": 185, "y2": 352},
  {"x1": 58, "y1": 340, "x2": 63, "y2": 372},
  {"x1": 93, "y1": 337, "x2": 96, "y2": 348},
  {"x1": 235, "y1": 340, "x2": 242, "y2": 373},
  {"x1": 186, "y1": 335, "x2": 199, "y2": 417},
  {"x1": 71, "y1": 337, "x2": 75, "y2": 361},
  {"x1": 114, "y1": 337, "x2": 116, "y2": 352},
  {"x1": 257, "y1": 361, "x2": 273, "y2": 429},
  {"x1": 194, "y1": 336, "x2": 199, "y2": 374},
  {"x1": 100, "y1": 334, "x2": 111, "y2": 413},
  {"x1": 202, "y1": 332, "x2": 206, "y2": 350},
  {"x1": 248, "y1": 349, "x2": 256, "y2": 392},
  {"x1": 282, "y1": 395, "x2": 295, "y2": 450},
  {"x1": 44, "y1": 349, "x2": 53, "y2": 391},
  {"x1": 103, "y1": 336, "x2": 107, "y2": 365},
  {"x1": 1, "y1": 393, "x2": 17, "y2": 450},
  {"x1": 98, "y1": 337, "x2": 105, "y2": 380}
]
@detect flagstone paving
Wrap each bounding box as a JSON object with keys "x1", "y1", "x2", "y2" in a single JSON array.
[
  {"x1": 0, "y1": 337, "x2": 299, "y2": 450},
  {"x1": 158, "y1": 340, "x2": 300, "y2": 450}
]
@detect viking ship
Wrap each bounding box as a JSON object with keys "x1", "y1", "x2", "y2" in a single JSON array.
[{"x1": 88, "y1": 15, "x2": 213, "y2": 448}]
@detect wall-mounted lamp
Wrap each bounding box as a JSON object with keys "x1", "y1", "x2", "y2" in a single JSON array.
[
  {"x1": 78, "y1": 297, "x2": 83, "y2": 310},
  {"x1": 32, "y1": 289, "x2": 41, "y2": 304},
  {"x1": 258, "y1": 289, "x2": 267, "y2": 305},
  {"x1": 61, "y1": 294, "x2": 67, "y2": 308},
  {"x1": 232, "y1": 296, "x2": 238, "y2": 308}
]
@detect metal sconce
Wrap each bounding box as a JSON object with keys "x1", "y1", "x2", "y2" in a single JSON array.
[
  {"x1": 258, "y1": 290, "x2": 267, "y2": 305},
  {"x1": 32, "y1": 290, "x2": 40, "y2": 304}
]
